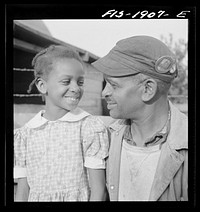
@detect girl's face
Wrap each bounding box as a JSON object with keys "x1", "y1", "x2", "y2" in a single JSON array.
[
  {"x1": 45, "y1": 58, "x2": 85, "y2": 116},
  {"x1": 102, "y1": 75, "x2": 144, "y2": 120}
]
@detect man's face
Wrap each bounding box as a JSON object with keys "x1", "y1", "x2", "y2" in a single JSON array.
[{"x1": 102, "y1": 75, "x2": 143, "y2": 119}]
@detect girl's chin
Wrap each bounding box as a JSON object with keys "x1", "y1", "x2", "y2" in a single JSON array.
[
  {"x1": 65, "y1": 105, "x2": 78, "y2": 111},
  {"x1": 109, "y1": 109, "x2": 120, "y2": 119},
  {"x1": 64, "y1": 99, "x2": 81, "y2": 110}
]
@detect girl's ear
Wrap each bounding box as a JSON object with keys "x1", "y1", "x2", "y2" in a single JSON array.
[
  {"x1": 141, "y1": 78, "x2": 157, "y2": 102},
  {"x1": 35, "y1": 78, "x2": 47, "y2": 95}
]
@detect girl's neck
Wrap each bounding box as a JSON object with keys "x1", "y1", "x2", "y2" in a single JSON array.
[{"x1": 43, "y1": 105, "x2": 69, "y2": 121}]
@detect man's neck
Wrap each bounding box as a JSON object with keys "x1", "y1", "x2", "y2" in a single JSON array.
[{"x1": 130, "y1": 100, "x2": 169, "y2": 147}]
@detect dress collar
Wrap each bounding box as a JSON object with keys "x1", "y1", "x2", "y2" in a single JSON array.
[{"x1": 25, "y1": 107, "x2": 90, "y2": 129}]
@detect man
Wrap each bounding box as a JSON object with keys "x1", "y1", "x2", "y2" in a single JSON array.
[{"x1": 92, "y1": 36, "x2": 188, "y2": 201}]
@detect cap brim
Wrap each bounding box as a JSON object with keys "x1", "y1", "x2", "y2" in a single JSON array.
[{"x1": 92, "y1": 53, "x2": 138, "y2": 77}]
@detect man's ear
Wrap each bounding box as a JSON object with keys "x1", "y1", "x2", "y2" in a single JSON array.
[
  {"x1": 35, "y1": 78, "x2": 47, "y2": 95},
  {"x1": 141, "y1": 78, "x2": 157, "y2": 102}
]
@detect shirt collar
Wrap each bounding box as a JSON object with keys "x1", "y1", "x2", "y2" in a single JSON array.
[
  {"x1": 123, "y1": 113, "x2": 170, "y2": 147},
  {"x1": 109, "y1": 119, "x2": 129, "y2": 132},
  {"x1": 25, "y1": 107, "x2": 90, "y2": 129},
  {"x1": 167, "y1": 101, "x2": 188, "y2": 149},
  {"x1": 108, "y1": 101, "x2": 188, "y2": 150},
  {"x1": 109, "y1": 104, "x2": 171, "y2": 147}
]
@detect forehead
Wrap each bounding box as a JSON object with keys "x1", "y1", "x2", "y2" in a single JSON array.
[
  {"x1": 52, "y1": 58, "x2": 84, "y2": 76},
  {"x1": 104, "y1": 74, "x2": 134, "y2": 84}
]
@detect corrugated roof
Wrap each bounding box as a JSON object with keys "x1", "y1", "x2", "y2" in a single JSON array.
[
  {"x1": 14, "y1": 20, "x2": 99, "y2": 63},
  {"x1": 15, "y1": 20, "x2": 51, "y2": 36}
]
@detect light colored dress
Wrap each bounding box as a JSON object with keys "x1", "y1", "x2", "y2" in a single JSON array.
[{"x1": 14, "y1": 107, "x2": 109, "y2": 201}]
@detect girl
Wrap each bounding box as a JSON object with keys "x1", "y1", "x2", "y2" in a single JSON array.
[{"x1": 14, "y1": 45, "x2": 109, "y2": 201}]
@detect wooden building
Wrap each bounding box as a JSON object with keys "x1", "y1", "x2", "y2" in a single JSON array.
[{"x1": 13, "y1": 20, "x2": 105, "y2": 129}]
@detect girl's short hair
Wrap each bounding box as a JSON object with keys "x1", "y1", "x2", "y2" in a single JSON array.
[{"x1": 27, "y1": 45, "x2": 83, "y2": 94}]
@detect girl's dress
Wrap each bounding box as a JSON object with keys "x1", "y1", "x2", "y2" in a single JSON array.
[{"x1": 14, "y1": 107, "x2": 109, "y2": 201}]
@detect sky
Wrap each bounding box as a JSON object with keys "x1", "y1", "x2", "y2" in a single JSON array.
[{"x1": 43, "y1": 19, "x2": 188, "y2": 58}]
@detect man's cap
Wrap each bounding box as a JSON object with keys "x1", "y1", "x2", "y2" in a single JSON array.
[{"x1": 92, "y1": 35, "x2": 178, "y2": 82}]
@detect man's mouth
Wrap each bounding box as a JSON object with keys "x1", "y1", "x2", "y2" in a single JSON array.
[{"x1": 107, "y1": 101, "x2": 117, "y2": 110}]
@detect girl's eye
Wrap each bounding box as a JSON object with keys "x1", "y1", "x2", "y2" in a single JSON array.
[
  {"x1": 78, "y1": 81, "x2": 84, "y2": 86},
  {"x1": 62, "y1": 80, "x2": 70, "y2": 85}
]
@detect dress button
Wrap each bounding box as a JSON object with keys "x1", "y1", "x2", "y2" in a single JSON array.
[{"x1": 110, "y1": 185, "x2": 114, "y2": 190}]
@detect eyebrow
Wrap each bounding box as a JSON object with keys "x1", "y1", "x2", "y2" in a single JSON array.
[
  {"x1": 59, "y1": 75, "x2": 84, "y2": 79},
  {"x1": 105, "y1": 72, "x2": 140, "y2": 80},
  {"x1": 105, "y1": 77, "x2": 119, "y2": 85},
  {"x1": 105, "y1": 77, "x2": 113, "y2": 83}
]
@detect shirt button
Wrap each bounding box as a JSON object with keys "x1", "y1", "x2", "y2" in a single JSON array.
[
  {"x1": 116, "y1": 132, "x2": 119, "y2": 136},
  {"x1": 110, "y1": 185, "x2": 115, "y2": 190}
]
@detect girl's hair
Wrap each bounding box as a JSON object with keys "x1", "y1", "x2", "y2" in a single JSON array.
[{"x1": 27, "y1": 45, "x2": 83, "y2": 94}]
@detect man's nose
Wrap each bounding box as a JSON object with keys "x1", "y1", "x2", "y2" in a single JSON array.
[{"x1": 102, "y1": 83, "x2": 112, "y2": 98}]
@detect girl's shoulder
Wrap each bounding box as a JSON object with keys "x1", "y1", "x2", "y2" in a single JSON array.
[
  {"x1": 14, "y1": 110, "x2": 45, "y2": 137},
  {"x1": 82, "y1": 115, "x2": 107, "y2": 132},
  {"x1": 14, "y1": 125, "x2": 30, "y2": 141},
  {"x1": 84, "y1": 114, "x2": 104, "y2": 124}
]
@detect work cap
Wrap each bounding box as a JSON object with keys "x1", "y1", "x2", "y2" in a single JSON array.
[{"x1": 92, "y1": 35, "x2": 178, "y2": 82}]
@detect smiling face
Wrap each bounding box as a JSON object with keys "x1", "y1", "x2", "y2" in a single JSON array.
[
  {"x1": 102, "y1": 75, "x2": 144, "y2": 119},
  {"x1": 41, "y1": 58, "x2": 85, "y2": 118}
]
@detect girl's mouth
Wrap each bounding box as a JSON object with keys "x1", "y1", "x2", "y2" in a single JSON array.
[{"x1": 64, "y1": 96, "x2": 80, "y2": 104}]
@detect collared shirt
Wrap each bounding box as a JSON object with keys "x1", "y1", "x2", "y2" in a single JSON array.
[
  {"x1": 123, "y1": 110, "x2": 171, "y2": 147},
  {"x1": 107, "y1": 101, "x2": 188, "y2": 201},
  {"x1": 14, "y1": 107, "x2": 109, "y2": 201},
  {"x1": 119, "y1": 142, "x2": 161, "y2": 200},
  {"x1": 118, "y1": 111, "x2": 171, "y2": 200}
]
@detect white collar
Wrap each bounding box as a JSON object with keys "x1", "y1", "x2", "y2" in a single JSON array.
[{"x1": 25, "y1": 107, "x2": 90, "y2": 129}]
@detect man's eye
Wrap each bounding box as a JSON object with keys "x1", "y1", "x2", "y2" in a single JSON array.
[
  {"x1": 106, "y1": 80, "x2": 117, "y2": 87},
  {"x1": 110, "y1": 83, "x2": 117, "y2": 88}
]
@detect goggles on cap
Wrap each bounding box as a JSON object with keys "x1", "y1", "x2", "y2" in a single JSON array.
[
  {"x1": 155, "y1": 56, "x2": 177, "y2": 77},
  {"x1": 104, "y1": 55, "x2": 177, "y2": 79}
]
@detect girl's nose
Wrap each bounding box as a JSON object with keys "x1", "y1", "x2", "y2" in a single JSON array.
[{"x1": 69, "y1": 82, "x2": 80, "y2": 93}]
